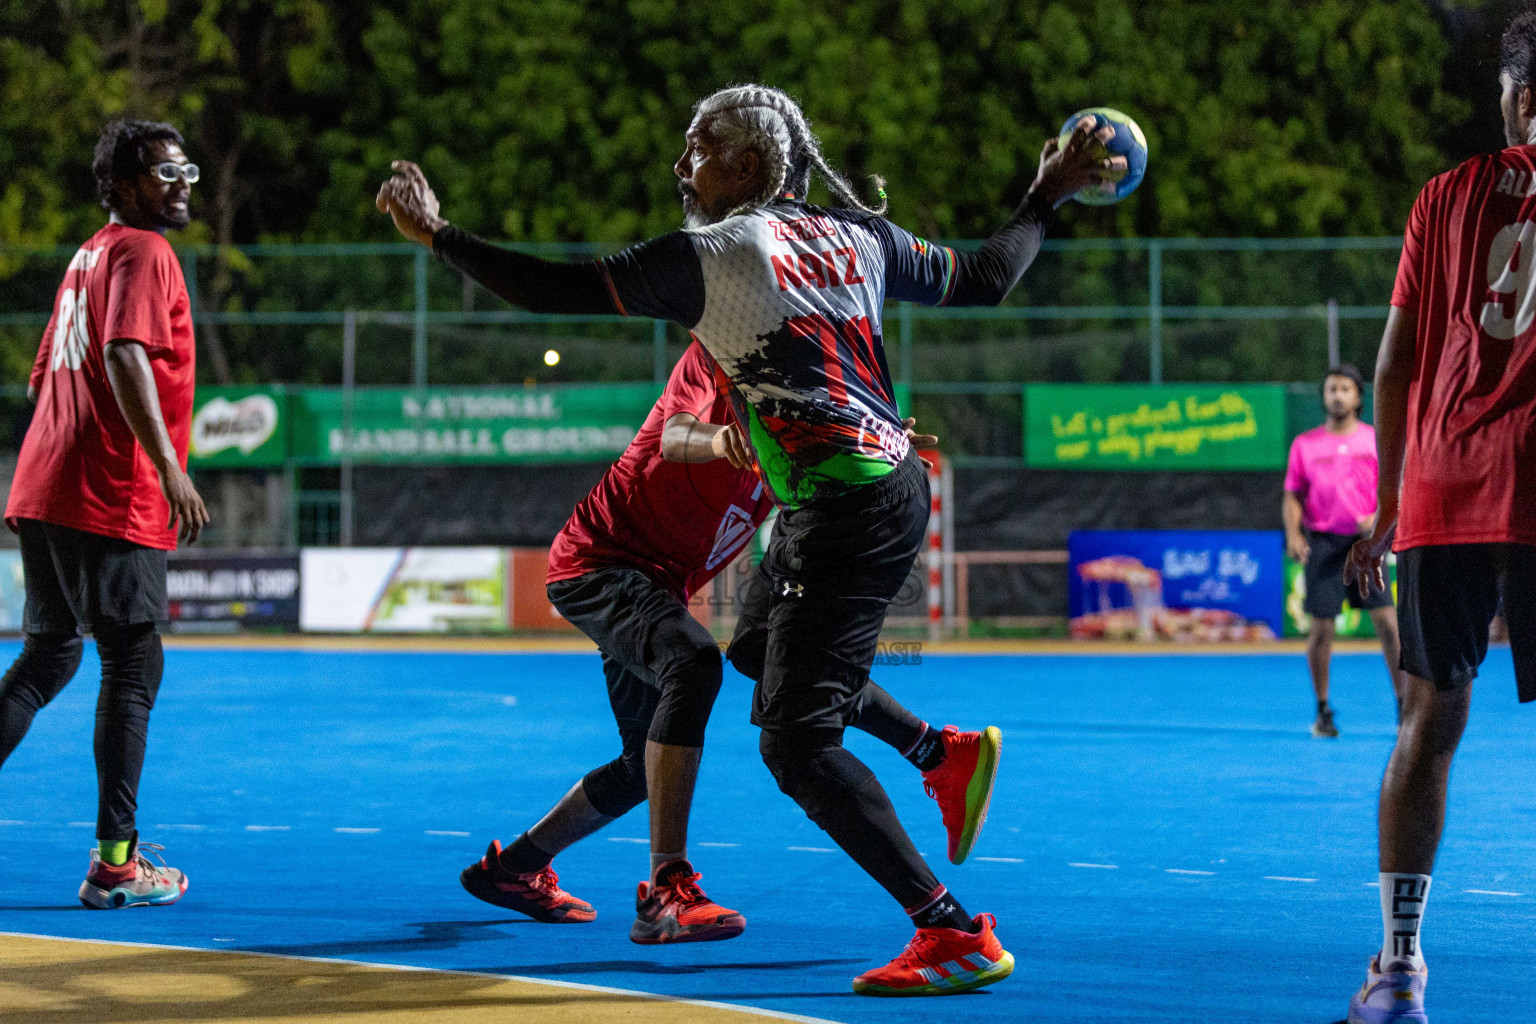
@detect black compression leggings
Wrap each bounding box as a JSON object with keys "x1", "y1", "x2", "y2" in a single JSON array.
[{"x1": 0, "y1": 625, "x2": 163, "y2": 841}]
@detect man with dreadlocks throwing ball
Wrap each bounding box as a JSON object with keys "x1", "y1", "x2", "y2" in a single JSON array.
[{"x1": 378, "y1": 84, "x2": 1121, "y2": 995}]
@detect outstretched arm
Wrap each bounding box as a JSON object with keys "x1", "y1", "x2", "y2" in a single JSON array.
[
  {"x1": 921, "y1": 117, "x2": 1126, "y2": 308},
  {"x1": 377, "y1": 161, "x2": 613, "y2": 314}
]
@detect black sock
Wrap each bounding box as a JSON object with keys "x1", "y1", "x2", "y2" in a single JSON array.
[
  {"x1": 905, "y1": 724, "x2": 945, "y2": 772},
  {"x1": 909, "y1": 886, "x2": 976, "y2": 932},
  {"x1": 498, "y1": 832, "x2": 553, "y2": 874},
  {"x1": 1318, "y1": 699, "x2": 1330, "y2": 713}
]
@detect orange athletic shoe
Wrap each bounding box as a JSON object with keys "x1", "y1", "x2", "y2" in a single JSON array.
[
  {"x1": 460, "y1": 840, "x2": 596, "y2": 923},
  {"x1": 921, "y1": 725, "x2": 1002, "y2": 864},
  {"x1": 852, "y1": 913, "x2": 1015, "y2": 996},
  {"x1": 629, "y1": 859, "x2": 745, "y2": 944}
]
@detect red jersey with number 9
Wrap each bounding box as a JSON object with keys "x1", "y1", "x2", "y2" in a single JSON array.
[
  {"x1": 6, "y1": 223, "x2": 196, "y2": 550},
  {"x1": 1389, "y1": 148, "x2": 1536, "y2": 549}
]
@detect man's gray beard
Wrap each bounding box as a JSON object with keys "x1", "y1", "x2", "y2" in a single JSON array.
[{"x1": 681, "y1": 196, "x2": 718, "y2": 230}]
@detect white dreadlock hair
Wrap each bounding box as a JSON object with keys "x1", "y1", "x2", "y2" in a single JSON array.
[{"x1": 692, "y1": 84, "x2": 887, "y2": 221}]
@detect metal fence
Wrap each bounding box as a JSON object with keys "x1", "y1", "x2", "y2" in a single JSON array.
[{"x1": 0, "y1": 235, "x2": 1403, "y2": 470}]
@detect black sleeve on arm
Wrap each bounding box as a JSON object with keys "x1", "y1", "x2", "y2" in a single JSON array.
[
  {"x1": 431, "y1": 225, "x2": 614, "y2": 314},
  {"x1": 946, "y1": 192, "x2": 1055, "y2": 307}
]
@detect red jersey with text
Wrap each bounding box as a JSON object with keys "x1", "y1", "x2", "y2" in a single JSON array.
[
  {"x1": 548, "y1": 342, "x2": 775, "y2": 600},
  {"x1": 6, "y1": 223, "x2": 195, "y2": 550},
  {"x1": 1389, "y1": 149, "x2": 1536, "y2": 549}
]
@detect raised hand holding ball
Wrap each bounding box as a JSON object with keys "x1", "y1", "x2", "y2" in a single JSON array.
[{"x1": 1057, "y1": 108, "x2": 1148, "y2": 205}]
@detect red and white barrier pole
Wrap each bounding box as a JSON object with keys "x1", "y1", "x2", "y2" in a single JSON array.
[{"x1": 923, "y1": 450, "x2": 943, "y2": 643}]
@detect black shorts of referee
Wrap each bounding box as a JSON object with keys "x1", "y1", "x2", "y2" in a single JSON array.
[
  {"x1": 1304, "y1": 528, "x2": 1393, "y2": 619},
  {"x1": 544, "y1": 567, "x2": 723, "y2": 818},
  {"x1": 1396, "y1": 543, "x2": 1536, "y2": 702}
]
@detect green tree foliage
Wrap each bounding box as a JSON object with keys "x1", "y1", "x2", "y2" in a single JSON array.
[
  {"x1": 0, "y1": 0, "x2": 1494, "y2": 389},
  {"x1": 2, "y1": 0, "x2": 1478, "y2": 247}
]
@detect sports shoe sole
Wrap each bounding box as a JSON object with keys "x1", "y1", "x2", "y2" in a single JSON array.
[
  {"x1": 629, "y1": 913, "x2": 746, "y2": 945},
  {"x1": 460, "y1": 866, "x2": 594, "y2": 923},
  {"x1": 78, "y1": 878, "x2": 187, "y2": 910},
  {"x1": 951, "y1": 726, "x2": 1002, "y2": 865},
  {"x1": 853, "y1": 950, "x2": 1015, "y2": 996}
]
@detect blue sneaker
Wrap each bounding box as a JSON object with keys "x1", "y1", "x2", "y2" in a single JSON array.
[
  {"x1": 1347, "y1": 956, "x2": 1427, "y2": 1023},
  {"x1": 78, "y1": 835, "x2": 187, "y2": 909}
]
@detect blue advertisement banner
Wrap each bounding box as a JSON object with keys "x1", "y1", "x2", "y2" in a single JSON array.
[{"x1": 1068, "y1": 530, "x2": 1284, "y2": 642}]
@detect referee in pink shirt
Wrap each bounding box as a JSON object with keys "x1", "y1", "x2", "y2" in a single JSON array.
[{"x1": 1283, "y1": 364, "x2": 1406, "y2": 737}]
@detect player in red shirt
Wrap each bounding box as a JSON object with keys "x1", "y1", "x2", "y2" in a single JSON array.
[
  {"x1": 0, "y1": 120, "x2": 208, "y2": 910},
  {"x1": 1342, "y1": 15, "x2": 1536, "y2": 1022},
  {"x1": 460, "y1": 341, "x2": 1002, "y2": 945}
]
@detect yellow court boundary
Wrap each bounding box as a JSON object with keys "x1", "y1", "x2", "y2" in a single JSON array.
[
  {"x1": 157, "y1": 633, "x2": 1385, "y2": 657},
  {"x1": 0, "y1": 931, "x2": 840, "y2": 1024}
]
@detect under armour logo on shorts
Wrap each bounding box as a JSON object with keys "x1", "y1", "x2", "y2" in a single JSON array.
[{"x1": 780, "y1": 581, "x2": 804, "y2": 598}]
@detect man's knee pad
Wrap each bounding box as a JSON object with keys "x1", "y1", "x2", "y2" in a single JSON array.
[
  {"x1": 95, "y1": 624, "x2": 163, "y2": 709},
  {"x1": 759, "y1": 732, "x2": 875, "y2": 824},
  {"x1": 581, "y1": 750, "x2": 647, "y2": 819},
  {"x1": 648, "y1": 645, "x2": 723, "y2": 747},
  {"x1": 0, "y1": 632, "x2": 83, "y2": 712}
]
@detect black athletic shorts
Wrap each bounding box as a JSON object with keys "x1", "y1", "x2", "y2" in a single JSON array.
[
  {"x1": 1396, "y1": 543, "x2": 1536, "y2": 701},
  {"x1": 746, "y1": 451, "x2": 928, "y2": 742},
  {"x1": 17, "y1": 518, "x2": 167, "y2": 634},
  {"x1": 546, "y1": 565, "x2": 718, "y2": 742},
  {"x1": 1304, "y1": 528, "x2": 1392, "y2": 618}
]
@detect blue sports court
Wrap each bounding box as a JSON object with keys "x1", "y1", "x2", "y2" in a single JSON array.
[{"x1": 0, "y1": 641, "x2": 1529, "y2": 1022}]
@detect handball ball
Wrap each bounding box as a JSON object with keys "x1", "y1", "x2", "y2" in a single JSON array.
[{"x1": 1057, "y1": 107, "x2": 1147, "y2": 206}]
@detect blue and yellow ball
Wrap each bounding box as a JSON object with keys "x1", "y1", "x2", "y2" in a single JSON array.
[{"x1": 1057, "y1": 107, "x2": 1148, "y2": 206}]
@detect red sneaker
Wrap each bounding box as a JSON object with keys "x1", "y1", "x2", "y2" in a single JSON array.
[
  {"x1": 460, "y1": 840, "x2": 595, "y2": 923},
  {"x1": 852, "y1": 913, "x2": 1015, "y2": 996},
  {"x1": 629, "y1": 859, "x2": 745, "y2": 944},
  {"x1": 921, "y1": 725, "x2": 1002, "y2": 864}
]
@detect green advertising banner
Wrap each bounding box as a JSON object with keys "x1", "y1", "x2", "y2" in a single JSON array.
[
  {"x1": 1282, "y1": 554, "x2": 1397, "y2": 638},
  {"x1": 288, "y1": 385, "x2": 664, "y2": 465},
  {"x1": 1024, "y1": 384, "x2": 1288, "y2": 470},
  {"x1": 189, "y1": 386, "x2": 288, "y2": 468}
]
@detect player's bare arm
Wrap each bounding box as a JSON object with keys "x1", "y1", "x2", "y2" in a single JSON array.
[
  {"x1": 103, "y1": 339, "x2": 209, "y2": 544},
  {"x1": 660, "y1": 413, "x2": 753, "y2": 468},
  {"x1": 1282, "y1": 491, "x2": 1310, "y2": 561},
  {"x1": 1346, "y1": 304, "x2": 1416, "y2": 594}
]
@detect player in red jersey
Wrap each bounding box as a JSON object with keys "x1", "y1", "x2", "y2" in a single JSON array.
[
  {"x1": 0, "y1": 120, "x2": 208, "y2": 909},
  {"x1": 460, "y1": 341, "x2": 1002, "y2": 943},
  {"x1": 1341, "y1": 15, "x2": 1536, "y2": 1022}
]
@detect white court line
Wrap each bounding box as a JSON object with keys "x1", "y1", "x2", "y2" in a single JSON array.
[
  {"x1": 1365, "y1": 882, "x2": 1380, "y2": 887},
  {"x1": 334, "y1": 827, "x2": 380, "y2": 834},
  {"x1": 788, "y1": 846, "x2": 835, "y2": 853},
  {"x1": 0, "y1": 930, "x2": 842, "y2": 1024},
  {"x1": 976, "y1": 857, "x2": 1023, "y2": 863},
  {"x1": 68, "y1": 822, "x2": 93, "y2": 828},
  {"x1": 1070, "y1": 862, "x2": 1119, "y2": 870},
  {"x1": 698, "y1": 842, "x2": 739, "y2": 848},
  {"x1": 1264, "y1": 876, "x2": 1317, "y2": 883},
  {"x1": 245, "y1": 825, "x2": 290, "y2": 832},
  {"x1": 1165, "y1": 869, "x2": 1215, "y2": 876},
  {"x1": 0, "y1": 820, "x2": 28, "y2": 825},
  {"x1": 607, "y1": 837, "x2": 648, "y2": 844},
  {"x1": 426, "y1": 830, "x2": 470, "y2": 837},
  {"x1": 154, "y1": 824, "x2": 205, "y2": 831},
  {"x1": 1465, "y1": 889, "x2": 1523, "y2": 897}
]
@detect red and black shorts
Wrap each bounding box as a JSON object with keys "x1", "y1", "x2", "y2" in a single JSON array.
[{"x1": 1396, "y1": 543, "x2": 1536, "y2": 701}]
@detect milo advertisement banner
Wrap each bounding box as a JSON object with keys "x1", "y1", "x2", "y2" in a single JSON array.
[
  {"x1": 288, "y1": 385, "x2": 662, "y2": 465},
  {"x1": 1025, "y1": 384, "x2": 1288, "y2": 470},
  {"x1": 189, "y1": 387, "x2": 287, "y2": 467}
]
